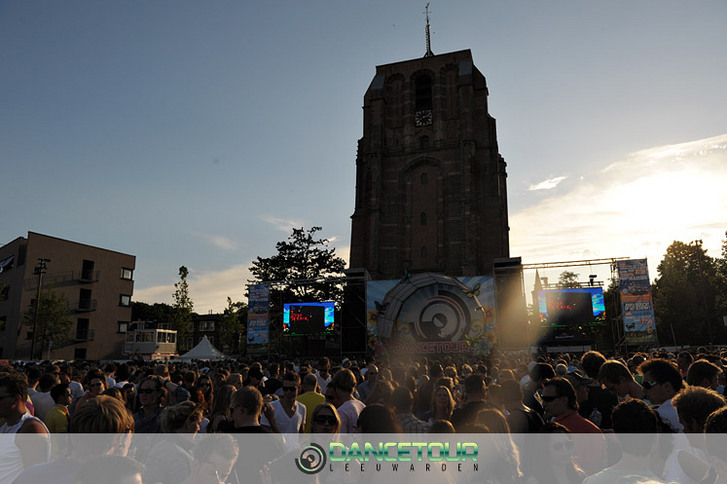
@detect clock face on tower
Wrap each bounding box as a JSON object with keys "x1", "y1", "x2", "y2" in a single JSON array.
[{"x1": 415, "y1": 110, "x2": 433, "y2": 127}]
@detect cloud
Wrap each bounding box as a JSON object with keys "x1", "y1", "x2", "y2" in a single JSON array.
[
  {"x1": 134, "y1": 264, "x2": 254, "y2": 314},
  {"x1": 260, "y1": 215, "x2": 304, "y2": 233},
  {"x1": 510, "y1": 134, "x2": 727, "y2": 271},
  {"x1": 193, "y1": 232, "x2": 238, "y2": 251},
  {"x1": 528, "y1": 176, "x2": 567, "y2": 191}
]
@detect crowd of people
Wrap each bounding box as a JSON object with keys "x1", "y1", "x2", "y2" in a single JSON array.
[{"x1": 1, "y1": 348, "x2": 727, "y2": 483}]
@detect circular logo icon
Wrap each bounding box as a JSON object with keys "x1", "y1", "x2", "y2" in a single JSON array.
[{"x1": 295, "y1": 443, "x2": 327, "y2": 474}]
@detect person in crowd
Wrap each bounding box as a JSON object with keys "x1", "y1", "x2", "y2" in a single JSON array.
[
  {"x1": 74, "y1": 455, "x2": 144, "y2": 484},
  {"x1": 186, "y1": 434, "x2": 239, "y2": 484},
  {"x1": 0, "y1": 373, "x2": 50, "y2": 483},
  {"x1": 423, "y1": 384, "x2": 456, "y2": 424},
  {"x1": 451, "y1": 373, "x2": 493, "y2": 430},
  {"x1": 639, "y1": 358, "x2": 684, "y2": 431},
  {"x1": 44, "y1": 382, "x2": 72, "y2": 433},
  {"x1": 598, "y1": 359, "x2": 645, "y2": 399},
  {"x1": 476, "y1": 407, "x2": 511, "y2": 433},
  {"x1": 677, "y1": 351, "x2": 694, "y2": 379},
  {"x1": 309, "y1": 402, "x2": 341, "y2": 434},
  {"x1": 297, "y1": 373, "x2": 325, "y2": 432},
  {"x1": 356, "y1": 403, "x2": 402, "y2": 433},
  {"x1": 524, "y1": 423, "x2": 586, "y2": 484},
  {"x1": 265, "y1": 363, "x2": 283, "y2": 396},
  {"x1": 261, "y1": 371, "x2": 306, "y2": 433},
  {"x1": 74, "y1": 369, "x2": 106, "y2": 412},
  {"x1": 207, "y1": 384, "x2": 235, "y2": 433},
  {"x1": 578, "y1": 351, "x2": 618, "y2": 429},
  {"x1": 13, "y1": 395, "x2": 136, "y2": 484},
  {"x1": 541, "y1": 377, "x2": 605, "y2": 476},
  {"x1": 315, "y1": 357, "x2": 332, "y2": 394},
  {"x1": 113, "y1": 364, "x2": 132, "y2": 389},
  {"x1": 704, "y1": 406, "x2": 727, "y2": 484},
  {"x1": 392, "y1": 386, "x2": 429, "y2": 433},
  {"x1": 356, "y1": 364, "x2": 379, "y2": 402},
  {"x1": 673, "y1": 385, "x2": 726, "y2": 433},
  {"x1": 242, "y1": 368, "x2": 265, "y2": 393},
  {"x1": 429, "y1": 419, "x2": 456, "y2": 433},
  {"x1": 30, "y1": 372, "x2": 58, "y2": 421},
  {"x1": 687, "y1": 359, "x2": 721, "y2": 390},
  {"x1": 522, "y1": 363, "x2": 555, "y2": 418},
  {"x1": 133, "y1": 376, "x2": 167, "y2": 433},
  {"x1": 121, "y1": 383, "x2": 137, "y2": 414},
  {"x1": 154, "y1": 365, "x2": 191, "y2": 403},
  {"x1": 197, "y1": 374, "x2": 214, "y2": 416},
  {"x1": 25, "y1": 367, "x2": 42, "y2": 399},
  {"x1": 329, "y1": 369, "x2": 365, "y2": 433},
  {"x1": 143, "y1": 401, "x2": 204, "y2": 484},
  {"x1": 415, "y1": 363, "x2": 443, "y2": 415},
  {"x1": 583, "y1": 399, "x2": 661, "y2": 484}
]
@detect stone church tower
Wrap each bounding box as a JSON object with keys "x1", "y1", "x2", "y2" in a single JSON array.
[{"x1": 349, "y1": 49, "x2": 510, "y2": 279}]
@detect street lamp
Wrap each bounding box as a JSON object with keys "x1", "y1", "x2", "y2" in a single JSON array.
[{"x1": 31, "y1": 258, "x2": 50, "y2": 360}]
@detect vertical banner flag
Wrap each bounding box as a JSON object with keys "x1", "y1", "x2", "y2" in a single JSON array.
[
  {"x1": 247, "y1": 284, "x2": 270, "y2": 345},
  {"x1": 617, "y1": 259, "x2": 657, "y2": 345}
]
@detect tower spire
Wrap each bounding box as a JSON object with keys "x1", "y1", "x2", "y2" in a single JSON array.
[{"x1": 424, "y1": 3, "x2": 434, "y2": 57}]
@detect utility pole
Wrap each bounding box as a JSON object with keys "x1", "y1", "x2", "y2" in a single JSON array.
[{"x1": 31, "y1": 258, "x2": 50, "y2": 360}]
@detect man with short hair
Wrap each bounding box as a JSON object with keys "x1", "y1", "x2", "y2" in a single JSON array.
[
  {"x1": 450, "y1": 374, "x2": 493, "y2": 430},
  {"x1": 392, "y1": 387, "x2": 429, "y2": 433},
  {"x1": 598, "y1": 359, "x2": 644, "y2": 399},
  {"x1": 356, "y1": 364, "x2": 379, "y2": 402},
  {"x1": 639, "y1": 358, "x2": 684, "y2": 431},
  {"x1": 687, "y1": 359, "x2": 721, "y2": 390},
  {"x1": 316, "y1": 357, "x2": 332, "y2": 394},
  {"x1": 261, "y1": 372, "x2": 306, "y2": 433},
  {"x1": 297, "y1": 373, "x2": 325, "y2": 433},
  {"x1": 330, "y1": 369, "x2": 365, "y2": 433},
  {"x1": 0, "y1": 373, "x2": 50, "y2": 483},
  {"x1": 43, "y1": 383, "x2": 72, "y2": 433},
  {"x1": 542, "y1": 377, "x2": 605, "y2": 476}
]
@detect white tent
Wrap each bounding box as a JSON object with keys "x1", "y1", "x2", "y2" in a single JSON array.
[{"x1": 176, "y1": 336, "x2": 226, "y2": 361}]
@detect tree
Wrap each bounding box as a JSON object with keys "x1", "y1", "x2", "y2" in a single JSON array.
[
  {"x1": 23, "y1": 288, "x2": 72, "y2": 358},
  {"x1": 219, "y1": 297, "x2": 246, "y2": 354},
  {"x1": 652, "y1": 240, "x2": 721, "y2": 345},
  {"x1": 556, "y1": 271, "x2": 581, "y2": 288},
  {"x1": 171, "y1": 266, "x2": 194, "y2": 349},
  {"x1": 131, "y1": 301, "x2": 174, "y2": 323},
  {"x1": 248, "y1": 227, "x2": 346, "y2": 343}
]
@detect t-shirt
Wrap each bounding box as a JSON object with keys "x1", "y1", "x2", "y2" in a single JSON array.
[
  {"x1": 297, "y1": 391, "x2": 325, "y2": 432},
  {"x1": 260, "y1": 399, "x2": 306, "y2": 433},
  {"x1": 337, "y1": 399, "x2": 366, "y2": 433},
  {"x1": 44, "y1": 405, "x2": 69, "y2": 433}
]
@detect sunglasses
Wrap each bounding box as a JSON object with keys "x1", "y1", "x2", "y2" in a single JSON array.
[
  {"x1": 138, "y1": 388, "x2": 156, "y2": 395},
  {"x1": 541, "y1": 395, "x2": 562, "y2": 402},
  {"x1": 642, "y1": 380, "x2": 661, "y2": 390},
  {"x1": 314, "y1": 415, "x2": 337, "y2": 426},
  {"x1": 551, "y1": 440, "x2": 574, "y2": 451}
]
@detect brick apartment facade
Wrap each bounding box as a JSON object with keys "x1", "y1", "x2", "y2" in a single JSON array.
[{"x1": 0, "y1": 232, "x2": 135, "y2": 360}]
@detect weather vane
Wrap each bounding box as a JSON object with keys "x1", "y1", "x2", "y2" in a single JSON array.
[{"x1": 424, "y1": 3, "x2": 434, "y2": 57}]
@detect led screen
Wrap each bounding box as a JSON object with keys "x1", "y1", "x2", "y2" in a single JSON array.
[
  {"x1": 283, "y1": 301, "x2": 335, "y2": 335},
  {"x1": 537, "y1": 288, "x2": 605, "y2": 326}
]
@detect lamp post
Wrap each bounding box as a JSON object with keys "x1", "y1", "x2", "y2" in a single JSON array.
[{"x1": 31, "y1": 258, "x2": 50, "y2": 360}]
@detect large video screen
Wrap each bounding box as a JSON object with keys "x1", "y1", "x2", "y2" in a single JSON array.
[
  {"x1": 537, "y1": 288, "x2": 605, "y2": 326},
  {"x1": 283, "y1": 301, "x2": 335, "y2": 335}
]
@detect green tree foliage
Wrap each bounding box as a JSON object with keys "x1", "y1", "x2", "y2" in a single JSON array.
[
  {"x1": 23, "y1": 288, "x2": 72, "y2": 358},
  {"x1": 556, "y1": 271, "x2": 581, "y2": 288},
  {"x1": 249, "y1": 227, "x2": 346, "y2": 342},
  {"x1": 171, "y1": 266, "x2": 194, "y2": 349},
  {"x1": 131, "y1": 301, "x2": 174, "y2": 323},
  {"x1": 219, "y1": 297, "x2": 246, "y2": 354},
  {"x1": 652, "y1": 240, "x2": 722, "y2": 345}
]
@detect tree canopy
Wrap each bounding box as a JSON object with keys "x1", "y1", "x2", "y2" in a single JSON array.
[{"x1": 23, "y1": 288, "x2": 72, "y2": 358}]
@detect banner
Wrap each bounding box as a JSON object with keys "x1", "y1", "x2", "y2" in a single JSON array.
[
  {"x1": 616, "y1": 259, "x2": 657, "y2": 345},
  {"x1": 247, "y1": 284, "x2": 270, "y2": 345},
  {"x1": 366, "y1": 273, "x2": 496, "y2": 356}
]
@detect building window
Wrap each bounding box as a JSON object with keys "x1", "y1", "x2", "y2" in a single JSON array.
[
  {"x1": 199, "y1": 321, "x2": 215, "y2": 332},
  {"x1": 119, "y1": 294, "x2": 131, "y2": 307},
  {"x1": 420, "y1": 212, "x2": 427, "y2": 226},
  {"x1": 420, "y1": 136, "x2": 429, "y2": 149},
  {"x1": 186, "y1": 337, "x2": 193, "y2": 349},
  {"x1": 81, "y1": 260, "x2": 95, "y2": 281},
  {"x1": 117, "y1": 321, "x2": 129, "y2": 333},
  {"x1": 415, "y1": 74, "x2": 433, "y2": 111},
  {"x1": 421, "y1": 173, "x2": 428, "y2": 185},
  {"x1": 121, "y1": 268, "x2": 133, "y2": 280},
  {"x1": 76, "y1": 318, "x2": 90, "y2": 340},
  {"x1": 421, "y1": 247, "x2": 428, "y2": 259}
]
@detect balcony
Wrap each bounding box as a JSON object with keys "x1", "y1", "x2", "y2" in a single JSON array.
[
  {"x1": 74, "y1": 328, "x2": 95, "y2": 342},
  {"x1": 79, "y1": 270, "x2": 99, "y2": 283},
  {"x1": 75, "y1": 299, "x2": 98, "y2": 312}
]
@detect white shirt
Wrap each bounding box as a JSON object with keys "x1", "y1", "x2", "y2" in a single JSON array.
[
  {"x1": 260, "y1": 399, "x2": 306, "y2": 434},
  {"x1": 316, "y1": 372, "x2": 331, "y2": 394},
  {"x1": 656, "y1": 398, "x2": 683, "y2": 432},
  {"x1": 338, "y1": 399, "x2": 366, "y2": 433}
]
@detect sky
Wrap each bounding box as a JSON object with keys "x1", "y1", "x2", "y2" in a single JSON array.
[{"x1": 2, "y1": 1, "x2": 726, "y2": 313}]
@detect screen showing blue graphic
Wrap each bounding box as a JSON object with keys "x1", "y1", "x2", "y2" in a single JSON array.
[
  {"x1": 283, "y1": 301, "x2": 335, "y2": 335},
  {"x1": 537, "y1": 288, "x2": 606, "y2": 326}
]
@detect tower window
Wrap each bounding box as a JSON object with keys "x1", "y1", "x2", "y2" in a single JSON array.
[
  {"x1": 415, "y1": 74, "x2": 433, "y2": 111},
  {"x1": 420, "y1": 136, "x2": 429, "y2": 149},
  {"x1": 420, "y1": 212, "x2": 427, "y2": 226},
  {"x1": 421, "y1": 173, "x2": 428, "y2": 185},
  {"x1": 421, "y1": 247, "x2": 428, "y2": 259}
]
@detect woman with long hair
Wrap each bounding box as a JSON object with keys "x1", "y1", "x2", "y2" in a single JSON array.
[
  {"x1": 355, "y1": 403, "x2": 402, "y2": 433},
  {"x1": 207, "y1": 384, "x2": 235, "y2": 433},
  {"x1": 309, "y1": 402, "x2": 341, "y2": 434},
  {"x1": 197, "y1": 374, "x2": 214, "y2": 416},
  {"x1": 428, "y1": 385, "x2": 456, "y2": 423}
]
